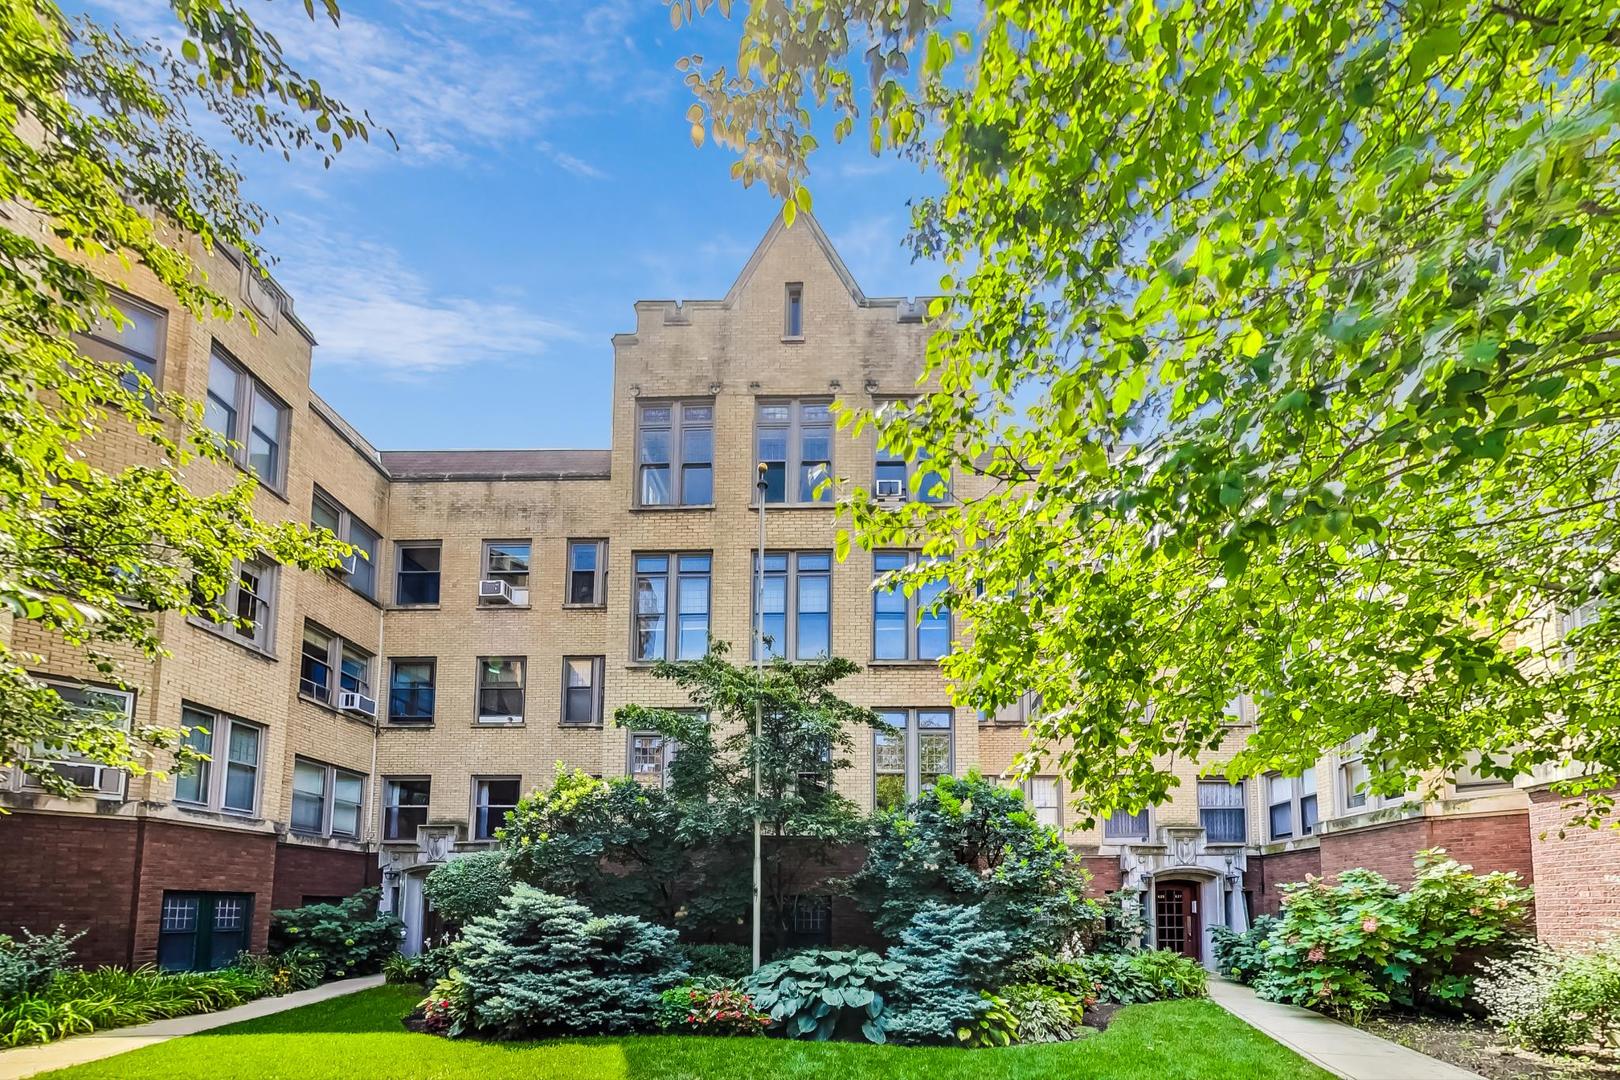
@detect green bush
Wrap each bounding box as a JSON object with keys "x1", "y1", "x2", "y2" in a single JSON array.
[
  {"x1": 1478, "y1": 940, "x2": 1620, "y2": 1053},
  {"x1": 230, "y1": 948, "x2": 325, "y2": 994},
  {"x1": 957, "y1": 991, "x2": 1020, "y2": 1047},
  {"x1": 1212, "y1": 915, "x2": 1279, "y2": 985},
  {"x1": 654, "y1": 980, "x2": 770, "y2": 1035},
  {"x1": 269, "y1": 889, "x2": 402, "y2": 978},
  {"x1": 996, "y1": 982, "x2": 1089, "y2": 1043},
  {"x1": 678, "y1": 943, "x2": 752, "y2": 982},
  {"x1": 0, "y1": 966, "x2": 268, "y2": 1047},
  {"x1": 1016, "y1": 949, "x2": 1205, "y2": 1005},
  {"x1": 744, "y1": 948, "x2": 901, "y2": 1043},
  {"x1": 453, "y1": 885, "x2": 685, "y2": 1037},
  {"x1": 1129, "y1": 949, "x2": 1209, "y2": 999},
  {"x1": 1255, "y1": 849, "x2": 1532, "y2": 1020},
  {"x1": 884, "y1": 903, "x2": 1014, "y2": 1045},
  {"x1": 422, "y1": 851, "x2": 513, "y2": 926},
  {"x1": 0, "y1": 928, "x2": 81, "y2": 1000},
  {"x1": 381, "y1": 953, "x2": 418, "y2": 986}
]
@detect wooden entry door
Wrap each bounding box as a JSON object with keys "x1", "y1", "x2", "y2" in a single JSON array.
[{"x1": 1154, "y1": 880, "x2": 1202, "y2": 960}]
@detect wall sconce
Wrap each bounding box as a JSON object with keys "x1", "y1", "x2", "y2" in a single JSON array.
[{"x1": 864, "y1": 379, "x2": 879, "y2": 394}]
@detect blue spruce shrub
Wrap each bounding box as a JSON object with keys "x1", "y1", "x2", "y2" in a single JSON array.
[{"x1": 884, "y1": 903, "x2": 1016, "y2": 1045}]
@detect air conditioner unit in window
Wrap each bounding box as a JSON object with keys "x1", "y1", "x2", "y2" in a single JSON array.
[
  {"x1": 478, "y1": 579, "x2": 514, "y2": 604},
  {"x1": 875, "y1": 478, "x2": 905, "y2": 498},
  {"x1": 337, "y1": 692, "x2": 378, "y2": 718},
  {"x1": 336, "y1": 552, "x2": 358, "y2": 577},
  {"x1": 477, "y1": 714, "x2": 524, "y2": 726}
]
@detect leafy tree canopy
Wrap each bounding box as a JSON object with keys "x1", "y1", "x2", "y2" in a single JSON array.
[
  {"x1": 0, "y1": 0, "x2": 373, "y2": 791},
  {"x1": 677, "y1": 0, "x2": 1620, "y2": 821}
]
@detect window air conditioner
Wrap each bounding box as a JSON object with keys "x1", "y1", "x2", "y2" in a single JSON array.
[
  {"x1": 478, "y1": 579, "x2": 514, "y2": 604},
  {"x1": 338, "y1": 692, "x2": 378, "y2": 718}
]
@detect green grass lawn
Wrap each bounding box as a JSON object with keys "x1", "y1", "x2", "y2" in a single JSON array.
[{"x1": 34, "y1": 985, "x2": 1334, "y2": 1080}]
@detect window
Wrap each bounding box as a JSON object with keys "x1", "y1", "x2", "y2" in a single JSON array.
[
  {"x1": 1104, "y1": 808, "x2": 1150, "y2": 841},
  {"x1": 561, "y1": 656, "x2": 604, "y2": 727},
  {"x1": 633, "y1": 553, "x2": 710, "y2": 661},
  {"x1": 298, "y1": 623, "x2": 372, "y2": 707},
  {"x1": 630, "y1": 732, "x2": 677, "y2": 787},
  {"x1": 157, "y1": 892, "x2": 252, "y2": 971},
  {"x1": 757, "y1": 399, "x2": 833, "y2": 504},
  {"x1": 1026, "y1": 776, "x2": 1060, "y2": 829},
  {"x1": 204, "y1": 346, "x2": 288, "y2": 489},
  {"x1": 480, "y1": 541, "x2": 531, "y2": 605},
  {"x1": 387, "y1": 659, "x2": 436, "y2": 723},
  {"x1": 983, "y1": 691, "x2": 1041, "y2": 727},
  {"x1": 1562, "y1": 599, "x2": 1603, "y2": 669},
  {"x1": 753, "y1": 551, "x2": 831, "y2": 660},
  {"x1": 20, "y1": 680, "x2": 134, "y2": 798},
  {"x1": 567, "y1": 540, "x2": 607, "y2": 606},
  {"x1": 873, "y1": 708, "x2": 952, "y2": 810},
  {"x1": 291, "y1": 758, "x2": 364, "y2": 838},
  {"x1": 1198, "y1": 780, "x2": 1247, "y2": 844},
  {"x1": 383, "y1": 777, "x2": 430, "y2": 841},
  {"x1": 199, "y1": 557, "x2": 277, "y2": 652},
  {"x1": 472, "y1": 777, "x2": 519, "y2": 841},
  {"x1": 786, "y1": 895, "x2": 832, "y2": 947},
  {"x1": 873, "y1": 552, "x2": 950, "y2": 661},
  {"x1": 637, "y1": 402, "x2": 714, "y2": 507},
  {"x1": 477, "y1": 657, "x2": 525, "y2": 723},
  {"x1": 1265, "y1": 770, "x2": 1318, "y2": 841},
  {"x1": 310, "y1": 489, "x2": 380, "y2": 598},
  {"x1": 77, "y1": 290, "x2": 165, "y2": 390},
  {"x1": 1339, "y1": 736, "x2": 1403, "y2": 812},
  {"x1": 1454, "y1": 750, "x2": 1513, "y2": 793},
  {"x1": 784, "y1": 282, "x2": 804, "y2": 338},
  {"x1": 874, "y1": 419, "x2": 949, "y2": 502},
  {"x1": 174, "y1": 705, "x2": 261, "y2": 815},
  {"x1": 394, "y1": 543, "x2": 441, "y2": 606}
]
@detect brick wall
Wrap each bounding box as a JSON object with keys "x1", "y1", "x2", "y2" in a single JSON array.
[
  {"x1": 1318, "y1": 810, "x2": 1533, "y2": 888},
  {"x1": 0, "y1": 812, "x2": 139, "y2": 967},
  {"x1": 1081, "y1": 855, "x2": 1123, "y2": 895},
  {"x1": 271, "y1": 842, "x2": 378, "y2": 911},
  {"x1": 1528, "y1": 786, "x2": 1620, "y2": 945},
  {"x1": 130, "y1": 820, "x2": 278, "y2": 966},
  {"x1": 1245, "y1": 846, "x2": 1323, "y2": 917}
]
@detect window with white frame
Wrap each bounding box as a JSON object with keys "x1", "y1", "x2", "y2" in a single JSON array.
[
  {"x1": 298, "y1": 623, "x2": 371, "y2": 706},
  {"x1": 754, "y1": 551, "x2": 832, "y2": 660},
  {"x1": 1338, "y1": 735, "x2": 1403, "y2": 812},
  {"x1": 174, "y1": 704, "x2": 262, "y2": 815},
  {"x1": 480, "y1": 540, "x2": 530, "y2": 605},
  {"x1": 757, "y1": 399, "x2": 833, "y2": 504},
  {"x1": 1104, "y1": 807, "x2": 1150, "y2": 841},
  {"x1": 1561, "y1": 598, "x2": 1603, "y2": 670},
  {"x1": 472, "y1": 777, "x2": 519, "y2": 841},
  {"x1": 477, "y1": 657, "x2": 525, "y2": 723},
  {"x1": 784, "y1": 282, "x2": 804, "y2": 338},
  {"x1": 637, "y1": 402, "x2": 713, "y2": 507},
  {"x1": 291, "y1": 757, "x2": 364, "y2": 838},
  {"x1": 77, "y1": 290, "x2": 165, "y2": 390},
  {"x1": 394, "y1": 542, "x2": 441, "y2": 606},
  {"x1": 1026, "y1": 776, "x2": 1061, "y2": 829},
  {"x1": 983, "y1": 691, "x2": 1041, "y2": 727},
  {"x1": 567, "y1": 540, "x2": 607, "y2": 606},
  {"x1": 633, "y1": 553, "x2": 710, "y2": 661},
  {"x1": 382, "y1": 777, "x2": 430, "y2": 841},
  {"x1": 561, "y1": 656, "x2": 603, "y2": 727},
  {"x1": 203, "y1": 345, "x2": 289, "y2": 489},
  {"x1": 1198, "y1": 779, "x2": 1247, "y2": 844},
  {"x1": 310, "y1": 488, "x2": 379, "y2": 599},
  {"x1": 20, "y1": 680, "x2": 135, "y2": 798},
  {"x1": 1453, "y1": 750, "x2": 1514, "y2": 793},
  {"x1": 630, "y1": 731, "x2": 679, "y2": 787},
  {"x1": 873, "y1": 708, "x2": 952, "y2": 810},
  {"x1": 1265, "y1": 770, "x2": 1319, "y2": 841},
  {"x1": 198, "y1": 557, "x2": 277, "y2": 652},
  {"x1": 873, "y1": 552, "x2": 950, "y2": 661}
]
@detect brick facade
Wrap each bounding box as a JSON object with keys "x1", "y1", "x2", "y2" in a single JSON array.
[
  {"x1": 0, "y1": 812, "x2": 141, "y2": 968},
  {"x1": 272, "y1": 842, "x2": 379, "y2": 912},
  {"x1": 1244, "y1": 847, "x2": 1323, "y2": 917},
  {"x1": 1528, "y1": 785, "x2": 1620, "y2": 945},
  {"x1": 1317, "y1": 810, "x2": 1534, "y2": 889}
]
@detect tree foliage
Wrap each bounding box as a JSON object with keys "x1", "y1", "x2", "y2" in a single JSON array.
[
  {"x1": 0, "y1": 0, "x2": 374, "y2": 792},
  {"x1": 677, "y1": 0, "x2": 1620, "y2": 821},
  {"x1": 421, "y1": 850, "x2": 513, "y2": 927}
]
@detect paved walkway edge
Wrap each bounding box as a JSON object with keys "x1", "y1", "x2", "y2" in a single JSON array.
[
  {"x1": 1208, "y1": 978, "x2": 1485, "y2": 1080},
  {"x1": 0, "y1": 974, "x2": 384, "y2": 1080}
]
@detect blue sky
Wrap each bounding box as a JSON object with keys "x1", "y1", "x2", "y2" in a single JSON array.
[{"x1": 105, "y1": 0, "x2": 941, "y2": 450}]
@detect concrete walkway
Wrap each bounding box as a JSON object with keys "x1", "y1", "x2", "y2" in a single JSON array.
[
  {"x1": 1208, "y1": 979, "x2": 1485, "y2": 1080},
  {"x1": 0, "y1": 974, "x2": 383, "y2": 1080}
]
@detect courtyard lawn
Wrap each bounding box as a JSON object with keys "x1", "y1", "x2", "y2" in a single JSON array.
[{"x1": 32, "y1": 985, "x2": 1334, "y2": 1080}]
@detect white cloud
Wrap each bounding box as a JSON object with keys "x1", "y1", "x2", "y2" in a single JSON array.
[{"x1": 537, "y1": 141, "x2": 609, "y2": 180}]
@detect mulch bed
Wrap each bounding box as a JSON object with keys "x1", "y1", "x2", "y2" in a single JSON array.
[
  {"x1": 1363, "y1": 1013, "x2": 1620, "y2": 1080},
  {"x1": 1083, "y1": 1003, "x2": 1121, "y2": 1032}
]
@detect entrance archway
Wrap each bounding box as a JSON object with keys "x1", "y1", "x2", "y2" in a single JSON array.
[{"x1": 1153, "y1": 878, "x2": 1203, "y2": 960}]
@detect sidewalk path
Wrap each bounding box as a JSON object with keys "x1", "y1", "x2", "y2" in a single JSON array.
[
  {"x1": 0, "y1": 975, "x2": 383, "y2": 1080},
  {"x1": 1208, "y1": 979, "x2": 1485, "y2": 1080}
]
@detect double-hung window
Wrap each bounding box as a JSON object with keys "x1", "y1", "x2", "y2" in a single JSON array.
[
  {"x1": 1339, "y1": 735, "x2": 1403, "y2": 812},
  {"x1": 561, "y1": 656, "x2": 604, "y2": 727},
  {"x1": 298, "y1": 623, "x2": 372, "y2": 707},
  {"x1": 754, "y1": 551, "x2": 831, "y2": 660},
  {"x1": 310, "y1": 488, "x2": 380, "y2": 598},
  {"x1": 204, "y1": 345, "x2": 289, "y2": 490},
  {"x1": 873, "y1": 552, "x2": 950, "y2": 661},
  {"x1": 633, "y1": 553, "x2": 710, "y2": 661},
  {"x1": 637, "y1": 402, "x2": 714, "y2": 507},
  {"x1": 382, "y1": 777, "x2": 430, "y2": 841},
  {"x1": 174, "y1": 704, "x2": 262, "y2": 815},
  {"x1": 480, "y1": 541, "x2": 530, "y2": 605},
  {"x1": 1453, "y1": 750, "x2": 1513, "y2": 793},
  {"x1": 394, "y1": 543, "x2": 441, "y2": 606},
  {"x1": 291, "y1": 758, "x2": 364, "y2": 838},
  {"x1": 1025, "y1": 776, "x2": 1061, "y2": 829},
  {"x1": 1104, "y1": 808, "x2": 1150, "y2": 841},
  {"x1": 1198, "y1": 780, "x2": 1247, "y2": 844},
  {"x1": 78, "y1": 290, "x2": 165, "y2": 390},
  {"x1": 567, "y1": 540, "x2": 607, "y2": 606},
  {"x1": 20, "y1": 680, "x2": 134, "y2": 798},
  {"x1": 1265, "y1": 770, "x2": 1319, "y2": 841},
  {"x1": 198, "y1": 557, "x2": 277, "y2": 652},
  {"x1": 874, "y1": 423, "x2": 949, "y2": 503},
  {"x1": 757, "y1": 399, "x2": 833, "y2": 504},
  {"x1": 477, "y1": 657, "x2": 525, "y2": 723},
  {"x1": 472, "y1": 777, "x2": 519, "y2": 841},
  {"x1": 387, "y1": 659, "x2": 436, "y2": 723},
  {"x1": 873, "y1": 708, "x2": 953, "y2": 811}
]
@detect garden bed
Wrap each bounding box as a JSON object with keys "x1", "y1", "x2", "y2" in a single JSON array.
[{"x1": 1364, "y1": 1014, "x2": 1620, "y2": 1080}]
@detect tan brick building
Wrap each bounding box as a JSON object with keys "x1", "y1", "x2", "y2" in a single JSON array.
[{"x1": 0, "y1": 211, "x2": 1596, "y2": 969}]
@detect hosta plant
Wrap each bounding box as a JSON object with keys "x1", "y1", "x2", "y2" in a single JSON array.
[
  {"x1": 996, "y1": 982, "x2": 1089, "y2": 1043},
  {"x1": 744, "y1": 948, "x2": 902, "y2": 1043},
  {"x1": 957, "y1": 990, "x2": 1020, "y2": 1047}
]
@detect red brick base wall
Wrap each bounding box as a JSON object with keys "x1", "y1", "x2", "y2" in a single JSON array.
[
  {"x1": 1081, "y1": 855, "x2": 1123, "y2": 896},
  {"x1": 0, "y1": 813, "x2": 141, "y2": 967},
  {"x1": 271, "y1": 843, "x2": 377, "y2": 912},
  {"x1": 131, "y1": 820, "x2": 278, "y2": 966},
  {"x1": 1245, "y1": 847, "x2": 1323, "y2": 917},
  {"x1": 1528, "y1": 786, "x2": 1620, "y2": 945},
  {"x1": 1318, "y1": 811, "x2": 1534, "y2": 889}
]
